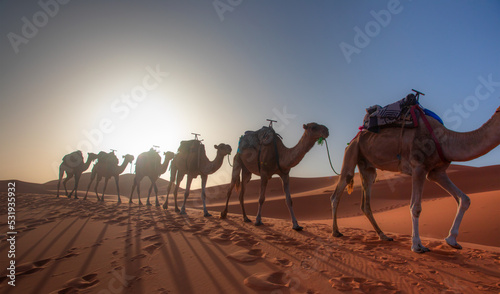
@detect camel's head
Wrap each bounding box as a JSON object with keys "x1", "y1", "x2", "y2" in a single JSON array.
[
  {"x1": 163, "y1": 151, "x2": 175, "y2": 161},
  {"x1": 122, "y1": 154, "x2": 135, "y2": 163},
  {"x1": 303, "y1": 122, "x2": 329, "y2": 141},
  {"x1": 214, "y1": 143, "x2": 232, "y2": 156},
  {"x1": 87, "y1": 152, "x2": 99, "y2": 161}
]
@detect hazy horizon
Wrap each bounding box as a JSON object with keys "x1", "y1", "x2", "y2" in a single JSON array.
[{"x1": 1, "y1": 1, "x2": 499, "y2": 187}]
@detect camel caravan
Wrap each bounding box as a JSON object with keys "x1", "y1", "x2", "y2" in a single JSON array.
[{"x1": 56, "y1": 89, "x2": 500, "y2": 252}]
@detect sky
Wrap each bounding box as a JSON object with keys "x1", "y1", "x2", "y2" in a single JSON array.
[{"x1": 1, "y1": 0, "x2": 500, "y2": 188}]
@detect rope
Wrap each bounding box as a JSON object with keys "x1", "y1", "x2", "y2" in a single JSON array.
[
  {"x1": 227, "y1": 154, "x2": 233, "y2": 167},
  {"x1": 324, "y1": 139, "x2": 340, "y2": 176}
]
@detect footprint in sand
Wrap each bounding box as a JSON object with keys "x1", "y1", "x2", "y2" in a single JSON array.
[
  {"x1": 329, "y1": 276, "x2": 399, "y2": 293},
  {"x1": 244, "y1": 271, "x2": 290, "y2": 291},
  {"x1": 227, "y1": 249, "x2": 265, "y2": 263},
  {"x1": 143, "y1": 242, "x2": 163, "y2": 254},
  {"x1": 16, "y1": 258, "x2": 53, "y2": 276},
  {"x1": 51, "y1": 273, "x2": 99, "y2": 294},
  {"x1": 272, "y1": 257, "x2": 293, "y2": 268},
  {"x1": 142, "y1": 234, "x2": 162, "y2": 242}
]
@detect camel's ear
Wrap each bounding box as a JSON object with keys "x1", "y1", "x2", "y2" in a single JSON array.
[
  {"x1": 303, "y1": 124, "x2": 307, "y2": 130},
  {"x1": 122, "y1": 155, "x2": 125, "y2": 158},
  {"x1": 214, "y1": 144, "x2": 218, "y2": 149}
]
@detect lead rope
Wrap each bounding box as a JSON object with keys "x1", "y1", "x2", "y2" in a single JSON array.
[
  {"x1": 323, "y1": 139, "x2": 340, "y2": 176},
  {"x1": 227, "y1": 154, "x2": 233, "y2": 167}
]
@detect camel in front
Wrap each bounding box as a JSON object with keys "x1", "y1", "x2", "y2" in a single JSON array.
[{"x1": 331, "y1": 106, "x2": 500, "y2": 253}]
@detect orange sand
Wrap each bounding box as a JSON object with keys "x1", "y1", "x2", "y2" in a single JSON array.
[{"x1": 1, "y1": 164, "x2": 499, "y2": 293}]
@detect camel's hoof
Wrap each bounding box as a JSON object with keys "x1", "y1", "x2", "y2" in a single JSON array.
[
  {"x1": 138, "y1": 202, "x2": 143, "y2": 206},
  {"x1": 204, "y1": 212, "x2": 212, "y2": 217},
  {"x1": 155, "y1": 203, "x2": 160, "y2": 207},
  {"x1": 445, "y1": 238, "x2": 462, "y2": 250},
  {"x1": 129, "y1": 200, "x2": 133, "y2": 204},
  {"x1": 292, "y1": 225, "x2": 304, "y2": 231},
  {"x1": 380, "y1": 234, "x2": 394, "y2": 241},
  {"x1": 179, "y1": 210, "x2": 187, "y2": 215},
  {"x1": 146, "y1": 202, "x2": 152, "y2": 206},
  {"x1": 175, "y1": 208, "x2": 180, "y2": 213},
  {"x1": 162, "y1": 204, "x2": 168, "y2": 209},
  {"x1": 411, "y1": 244, "x2": 431, "y2": 254},
  {"x1": 332, "y1": 231, "x2": 344, "y2": 238},
  {"x1": 220, "y1": 211, "x2": 227, "y2": 219},
  {"x1": 254, "y1": 220, "x2": 264, "y2": 226},
  {"x1": 74, "y1": 196, "x2": 79, "y2": 200},
  {"x1": 243, "y1": 217, "x2": 252, "y2": 223}
]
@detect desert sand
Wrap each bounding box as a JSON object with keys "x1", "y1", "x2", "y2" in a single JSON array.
[{"x1": 1, "y1": 164, "x2": 500, "y2": 293}]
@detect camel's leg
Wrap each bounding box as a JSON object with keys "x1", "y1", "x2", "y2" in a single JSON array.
[
  {"x1": 63, "y1": 173, "x2": 73, "y2": 197},
  {"x1": 129, "y1": 178, "x2": 138, "y2": 204},
  {"x1": 173, "y1": 172, "x2": 184, "y2": 213},
  {"x1": 84, "y1": 172, "x2": 95, "y2": 200},
  {"x1": 163, "y1": 166, "x2": 177, "y2": 209},
  {"x1": 410, "y1": 167, "x2": 429, "y2": 253},
  {"x1": 239, "y1": 168, "x2": 252, "y2": 223},
  {"x1": 146, "y1": 181, "x2": 154, "y2": 206},
  {"x1": 428, "y1": 170, "x2": 470, "y2": 249},
  {"x1": 331, "y1": 141, "x2": 358, "y2": 237},
  {"x1": 115, "y1": 175, "x2": 121, "y2": 204},
  {"x1": 220, "y1": 156, "x2": 241, "y2": 219},
  {"x1": 359, "y1": 165, "x2": 393, "y2": 241},
  {"x1": 180, "y1": 175, "x2": 193, "y2": 215},
  {"x1": 254, "y1": 176, "x2": 269, "y2": 226},
  {"x1": 281, "y1": 174, "x2": 303, "y2": 231},
  {"x1": 56, "y1": 166, "x2": 64, "y2": 198},
  {"x1": 200, "y1": 175, "x2": 211, "y2": 217},
  {"x1": 152, "y1": 178, "x2": 160, "y2": 207},
  {"x1": 94, "y1": 176, "x2": 102, "y2": 201},
  {"x1": 101, "y1": 178, "x2": 110, "y2": 202},
  {"x1": 71, "y1": 174, "x2": 80, "y2": 199}
]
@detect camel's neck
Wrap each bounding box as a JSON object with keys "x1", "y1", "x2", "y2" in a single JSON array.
[
  {"x1": 277, "y1": 132, "x2": 317, "y2": 169},
  {"x1": 82, "y1": 158, "x2": 94, "y2": 171},
  {"x1": 440, "y1": 113, "x2": 500, "y2": 162},
  {"x1": 199, "y1": 151, "x2": 225, "y2": 175},
  {"x1": 117, "y1": 160, "x2": 131, "y2": 174},
  {"x1": 160, "y1": 158, "x2": 171, "y2": 174}
]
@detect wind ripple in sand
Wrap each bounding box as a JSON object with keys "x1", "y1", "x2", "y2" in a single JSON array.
[{"x1": 244, "y1": 271, "x2": 290, "y2": 291}]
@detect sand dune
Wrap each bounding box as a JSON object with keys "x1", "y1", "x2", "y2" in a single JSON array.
[{"x1": 1, "y1": 164, "x2": 499, "y2": 293}]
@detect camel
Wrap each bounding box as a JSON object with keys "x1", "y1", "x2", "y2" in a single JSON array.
[
  {"x1": 330, "y1": 105, "x2": 500, "y2": 253},
  {"x1": 57, "y1": 151, "x2": 98, "y2": 199},
  {"x1": 162, "y1": 140, "x2": 232, "y2": 216},
  {"x1": 220, "y1": 122, "x2": 330, "y2": 230},
  {"x1": 84, "y1": 151, "x2": 134, "y2": 203},
  {"x1": 129, "y1": 149, "x2": 175, "y2": 206}
]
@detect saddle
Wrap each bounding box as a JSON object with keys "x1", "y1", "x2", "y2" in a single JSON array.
[
  {"x1": 177, "y1": 140, "x2": 204, "y2": 173},
  {"x1": 97, "y1": 151, "x2": 118, "y2": 167},
  {"x1": 62, "y1": 150, "x2": 83, "y2": 167},
  {"x1": 237, "y1": 126, "x2": 281, "y2": 153},
  {"x1": 363, "y1": 94, "x2": 419, "y2": 133}
]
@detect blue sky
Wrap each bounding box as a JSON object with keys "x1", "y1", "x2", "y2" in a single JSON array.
[{"x1": 1, "y1": 1, "x2": 500, "y2": 185}]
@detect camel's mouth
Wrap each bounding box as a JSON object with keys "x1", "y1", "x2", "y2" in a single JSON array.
[{"x1": 317, "y1": 137, "x2": 325, "y2": 145}]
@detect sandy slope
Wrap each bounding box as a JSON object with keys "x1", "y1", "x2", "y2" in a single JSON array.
[{"x1": 1, "y1": 165, "x2": 500, "y2": 293}]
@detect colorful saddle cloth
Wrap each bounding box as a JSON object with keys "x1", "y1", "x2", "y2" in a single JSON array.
[{"x1": 363, "y1": 94, "x2": 419, "y2": 132}]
